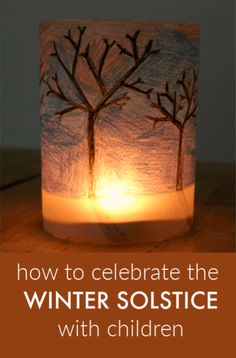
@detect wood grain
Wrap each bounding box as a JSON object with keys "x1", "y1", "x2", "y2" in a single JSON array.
[{"x1": 0, "y1": 151, "x2": 235, "y2": 252}]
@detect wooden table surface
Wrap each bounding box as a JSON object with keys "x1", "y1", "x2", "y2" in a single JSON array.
[{"x1": 0, "y1": 149, "x2": 235, "y2": 252}]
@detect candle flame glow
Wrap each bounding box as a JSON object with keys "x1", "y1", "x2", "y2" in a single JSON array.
[{"x1": 95, "y1": 178, "x2": 139, "y2": 213}]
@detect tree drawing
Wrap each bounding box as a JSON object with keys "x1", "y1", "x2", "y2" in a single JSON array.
[
  {"x1": 40, "y1": 59, "x2": 46, "y2": 106},
  {"x1": 43, "y1": 26, "x2": 160, "y2": 197},
  {"x1": 148, "y1": 69, "x2": 198, "y2": 191}
]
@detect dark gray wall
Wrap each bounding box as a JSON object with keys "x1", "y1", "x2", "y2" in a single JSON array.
[{"x1": 1, "y1": 0, "x2": 235, "y2": 163}]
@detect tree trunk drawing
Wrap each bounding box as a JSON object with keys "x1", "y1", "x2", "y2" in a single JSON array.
[
  {"x1": 87, "y1": 111, "x2": 96, "y2": 197},
  {"x1": 176, "y1": 127, "x2": 183, "y2": 191},
  {"x1": 148, "y1": 69, "x2": 198, "y2": 191},
  {"x1": 44, "y1": 26, "x2": 160, "y2": 198}
]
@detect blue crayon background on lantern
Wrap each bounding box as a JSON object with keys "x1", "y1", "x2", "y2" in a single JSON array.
[{"x1": 40, "y1": 20, "x2": 199, "y2": 198}]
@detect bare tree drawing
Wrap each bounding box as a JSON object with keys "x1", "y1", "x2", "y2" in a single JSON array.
[
  {"x1": 148, "y1": 69, "x2": 198, "y2": 191},
  {"x1": 43, "y1": 26, "x2": 160, "y2": 197}
]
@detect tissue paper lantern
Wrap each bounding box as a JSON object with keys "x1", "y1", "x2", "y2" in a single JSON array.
[{"x1": 40, "y1": 19, "x2": 200, "y2": 244}]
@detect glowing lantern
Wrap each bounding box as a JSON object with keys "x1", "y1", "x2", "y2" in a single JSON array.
[{"x1": 40, "y1": 20, "x2": 200, "y2": 244}]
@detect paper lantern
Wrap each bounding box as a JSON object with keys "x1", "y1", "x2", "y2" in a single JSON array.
[{"x1": 40, "y1": 20, "x2": 200, "y2": 244}]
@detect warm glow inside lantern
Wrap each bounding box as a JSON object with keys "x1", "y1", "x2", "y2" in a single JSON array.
[{"x1": 40, "y1": 20, "x2": 200, "y2": 244}]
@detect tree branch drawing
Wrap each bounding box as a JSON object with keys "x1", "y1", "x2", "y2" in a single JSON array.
[
  {"x1": 148, "y1": 69, "x2": 198, "y2": 191},
  {"x1": 43, "y1": 26, "x2": 160, "y2": 197}
]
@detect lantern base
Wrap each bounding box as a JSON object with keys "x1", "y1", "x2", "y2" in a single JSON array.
[
  {"x1": 43, "y1": 219, "x2": 193, "y2": 245},
  {"x1": 42, "y1": 184, "x2": 195, "y2": 245}
]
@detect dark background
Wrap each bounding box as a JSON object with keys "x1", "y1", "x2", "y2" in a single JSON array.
[{"x1": 1, "y1": 0, "x2": 235, "y2": 163}]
